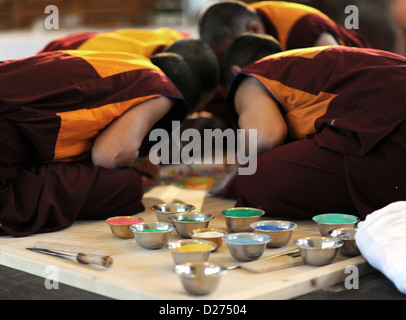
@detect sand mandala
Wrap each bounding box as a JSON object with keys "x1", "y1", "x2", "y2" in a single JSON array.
[{"x1": 143, "y1": 164, "x2": 225, "y2": 190}]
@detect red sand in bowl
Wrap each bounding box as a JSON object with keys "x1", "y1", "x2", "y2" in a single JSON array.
[{"x1": 106, "y1": 216, "x2": 144, "y2": 225}]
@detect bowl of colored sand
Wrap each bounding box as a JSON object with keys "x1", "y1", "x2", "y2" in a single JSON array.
[
  {"x1": 250, "y1": 220, "x2": 297, "y2": 248},
  {"x1": 167, "y1": 239, "x2": 217, "y2": 265},
  {"x1": 219, "y1": 207, "x2": 265, "y2": 233},
  {"x1": 189, "y1": 228, "x2": 228, "y2": 252},
  {"x1": 223, "y1": 233, "x2": 271, "y2": 262},
  {"x1": 313, "y1": 213, "x2": 359, "y2": 236},
  {"x1": 328, "y1": 227, "x2": 360, "y2": 256},
  {"x1": 151, "y1": 203, "x2": 196, "y2": 223},
  {"x1": 293, "y1": 236, "x2": 343, "y2": 266},
  {"x1": 106, "y1": 216, "x2": 144, "y2": 239},
  {"x1": 169, "y1": 212, "x2": 214, "y2": 238},
  {"x1": 130, "y1": 222, "x2": 175, "y2": 249},
  {"x1": 175, "y1": 262, "x2": 226, "y2": 296}
]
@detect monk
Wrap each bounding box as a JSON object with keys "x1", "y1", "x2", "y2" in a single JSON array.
[
  {"x1": 198, "y1": 0, "x2": 370, "y2": 64},
  {"x1": 39, "y1": 28, "x2": 219, "y2": 109},
  {"x1": 217, "y1": 33, "x2": 406, "y2": 221},
  {"x1": 0, "y1": 50, "x2": 201, "y2": 237},
  {"x1": 196, "y1": 0, "x2": 370, "y2": 140}
]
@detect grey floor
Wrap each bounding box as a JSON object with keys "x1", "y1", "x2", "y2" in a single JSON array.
[{"x1": 0, "y1": 264, "x2": 405, "y2": 300}]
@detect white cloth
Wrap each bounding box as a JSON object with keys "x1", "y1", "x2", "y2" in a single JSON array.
[{"x1": 355, "y1": 201, "x2": 406, "y2": 294}]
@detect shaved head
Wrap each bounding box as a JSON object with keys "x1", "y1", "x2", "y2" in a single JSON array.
[
  {"x1": 198, "y1": 1, "x2": 261, "y2": 48},
  {"x1": 222, "y1": 33, "x2": 282, "y2": 86}
]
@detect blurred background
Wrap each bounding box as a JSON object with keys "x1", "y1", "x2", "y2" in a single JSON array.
[{"x1": 0, "y1": 0, "x2": 405, "y2": 60}]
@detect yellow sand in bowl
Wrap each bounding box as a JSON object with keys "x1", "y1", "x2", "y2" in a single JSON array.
[{"x1": 173, "y1": 244, "x2": 214, "y2": 252}]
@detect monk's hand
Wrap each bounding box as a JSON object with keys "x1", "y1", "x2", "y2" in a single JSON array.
[{"x1": 131, "y1": 156, "x2": 160, "y2": 180}]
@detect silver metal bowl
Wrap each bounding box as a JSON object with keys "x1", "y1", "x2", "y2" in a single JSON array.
[
  {"x1": 220, "y1": 207, "x2": 265, "y2": 233},
  {"x1": 130, "y1": 222, "x2": 174, "y2": 249},
  {"x1": 294, "y1": 236, "x2": 343, "y2": 266},
  {"x1": 328, "y1": 227, "x2": 360, "y2": 256},
  {"x1": 250, "y1": 220, "x2": 297, "y2": 248},
  {"x1": 223, "y1": 232, "x2": 271, "y2": 262},
  {"x1": 167, "y1": 239, "x2": 216, "y2": 265},
  {"x1": 169, "y1": 212, "x2": 214, "y2": 238},
  {"x1": 312, "y1": 213, "x2": 359, "y2": 236},
  {"x1": 151, "y1": 203, "x2": 195, "y2": 223},
  {"x1": 174, "y1": 262, "x2": 226, "y2": 295}
]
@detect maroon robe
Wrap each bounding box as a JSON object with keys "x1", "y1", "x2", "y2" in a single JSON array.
[
  {"x1": 0, "y1": 51, "x2": 187, "y2": 236},
  {"x1": 224, "y1": 46, "x2": 406, "y2": 220}
]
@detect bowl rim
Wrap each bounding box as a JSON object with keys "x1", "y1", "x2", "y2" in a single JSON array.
[
  {"x1": 129, "y1": 221, "x2": 175, "y2": 233},
  {"x1": 168, "y1": 212, "x2": 214, "y2": 223},
  {"x1": 223, "y1": 232, "x2": 271, "y2": 245},
  {"x1": 250, "y1": 220, "x2": 297, "y2": 231},
  {"x1": 174, "y1": 262, "x2": 226, "y2": 278},
  {"x1": 167, "y1": 239, "x2": 217, "y2": 252},
  {"x1": 219, "y1": 207, "x2": 265, "y2": 219},
  {"x1": 105, "y1": 216, "x2": 144, "y2": 226},
  {"x1": 293, "y1": 236, "x2": 343, "y2": 249},
  {"x1": 312, "y1": 213, "x2": 359, "y2": 225},
  {"x1": 328, "y1": 227, "x2": 358, "y2": 239},
  {"x1": 189, "y1": 227, "x2": 228, "y2": 238},
  {"x1": 151, "y1": 203, "x2": 196, "y2": 213}
]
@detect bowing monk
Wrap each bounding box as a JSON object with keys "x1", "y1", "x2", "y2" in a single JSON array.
[
  {"x1": 0, "y1": 50, "x2": 202, "y2": 237},
  {"x1": 40, "y1": 28, "x2": 219, "y2": 109},
  {"x1": 40, "y1": 27, "x2": 221, "y2": 145},
  {"x1": 196, "y1": 0, "x2": 370, "y2": 138},
  {"x1": 218, "y1": 33, "x2": 406, "y2": 221},
  {"x1": 198, "y1": 0, "x2": 370, "y2": 64}
]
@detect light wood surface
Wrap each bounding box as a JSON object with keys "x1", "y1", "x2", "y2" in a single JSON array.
[{"x1": 0, "y1": 181, "x2": 373, "y2": 300}]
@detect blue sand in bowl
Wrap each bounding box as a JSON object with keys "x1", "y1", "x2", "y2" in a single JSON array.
[
  {"x1": 227, "y1": 238, "x2": 261, "y2": 244},
  {"x1": 256, "y1": 225, "x2": 286, "y2": 231}
]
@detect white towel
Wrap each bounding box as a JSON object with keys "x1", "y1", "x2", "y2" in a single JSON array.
[{"x1": 355, "y1": 201, "x2": 406, "y2": 294}]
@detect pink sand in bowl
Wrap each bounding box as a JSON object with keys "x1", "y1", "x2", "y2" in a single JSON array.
[{"x1": 106, "y1": 216, "x2": 144, "y2": 225}]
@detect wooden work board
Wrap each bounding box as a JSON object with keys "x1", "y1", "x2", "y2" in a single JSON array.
[{"x1": 0, "y1": 183, "x2": 373, "y2": 300}]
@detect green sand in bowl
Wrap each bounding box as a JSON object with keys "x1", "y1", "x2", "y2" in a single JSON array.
[
  {"x1": 223, "y1": 209, "x2": 263, "y2": 217},
  {"x1": 313, "y1": 214, "x2": 358, "y2": 224},
  {"x1": 141, "y1": 229, "x2": 165, "y2": 232}
]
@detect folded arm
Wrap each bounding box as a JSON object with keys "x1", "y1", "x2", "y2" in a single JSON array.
[
  {"x1": 209, "y1": 77, "x2": 287, "y2": 196},
  {"x1": 234, "y1": 76, "x2": 287, "y2": 155},
  {"x1": 92, "y1": 96, "x2": 174, "y2": 169}
]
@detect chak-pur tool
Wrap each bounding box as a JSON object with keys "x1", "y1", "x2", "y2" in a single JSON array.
[
  {"x1": 226, "y1": 248, "x2": 302, "y2": 273},
  {"x1": 26, "y1": 247, "x2": 113, "y2": 268}
]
